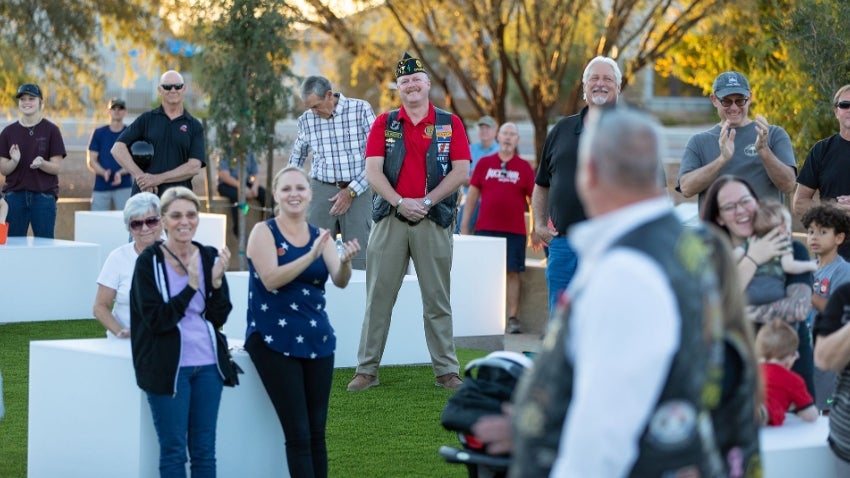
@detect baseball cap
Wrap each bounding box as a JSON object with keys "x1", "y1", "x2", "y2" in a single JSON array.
[
  {"x1": 712, "y1": 71, "x2": 750, "y2": 98},
  {"x1": 108, "y1": 97, "x2": 126, "y2": 109},
  {"x1": 16, "y1": 83, "x2": 42, "y2": 99},
  {"x1": 477, "y1": 116, "x2": 496, "y2": 128}
]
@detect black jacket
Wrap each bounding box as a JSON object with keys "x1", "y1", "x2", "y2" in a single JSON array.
[{"x1": 130, "y1": 240, "x2": 233, "y2": 395}]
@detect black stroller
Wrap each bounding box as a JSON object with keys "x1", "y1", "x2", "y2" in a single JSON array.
[{"x1": 439, "y1": 351, "x2": 533, "y2": 478}]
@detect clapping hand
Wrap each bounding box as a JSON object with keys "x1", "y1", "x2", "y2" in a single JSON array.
[
  {"x1": 211, "y1": 247, "x2": 231, "y2": 289},
  {"x1": 338, "y1": 238, "x2": 361, "y2": 265}
]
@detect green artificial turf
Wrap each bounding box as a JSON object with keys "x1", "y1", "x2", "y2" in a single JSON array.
[{"x1": 0, "y1": 320, "x2": 488, "y2": 477}]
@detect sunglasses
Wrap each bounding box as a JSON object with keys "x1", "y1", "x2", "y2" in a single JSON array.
[
  {"x1": 160, "y1": 83, "x2": 184, "y2": 91},
  {"x1": 110, "y1": 105, "x2": 125, "y2": 110},
  {"x1": 718, "y1": 97, "x2": 749, "y2": 108},
  {"x1": 129, "y1": 216, "x2": 161, "y2": 231},
  {"x1": 836, "y1": 101, "x2": 850, "y2": 110}
]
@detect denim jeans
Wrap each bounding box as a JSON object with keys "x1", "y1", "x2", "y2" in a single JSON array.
[
  {"x1": 146, "y1": 365, "x2": 223, "y2": 478},
  {"x1": 545, "y1": 237, "x2": 579, "y2": 318},
  {"x1": 4, "y1": 190, "x2": 57, "y2": 238}
]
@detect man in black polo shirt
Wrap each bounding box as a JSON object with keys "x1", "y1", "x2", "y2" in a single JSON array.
[
  {"x1": 531, "y1": 56, "x2": 621, "y2": 318},
  {"x1": 111, "y1": 70, "x2": 205, "y2": 196}
]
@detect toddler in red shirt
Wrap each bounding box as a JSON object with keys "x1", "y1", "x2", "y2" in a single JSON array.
[{"x1": 756, "y1": 319, "x2": 819, "y2": 425}]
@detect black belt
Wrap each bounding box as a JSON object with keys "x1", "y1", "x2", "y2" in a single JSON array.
[{"x1": 316, "y1": 179, "x2": 351, "y2": 189}]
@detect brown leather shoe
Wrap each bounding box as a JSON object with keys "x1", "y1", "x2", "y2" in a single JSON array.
[
  {"x1": 347, "y1": 373, "x2": 379, "y2": 392},
  {"x1": 435, "y1": 373, "x2": 463, "y2": 390}
]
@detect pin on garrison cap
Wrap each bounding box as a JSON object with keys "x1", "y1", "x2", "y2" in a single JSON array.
[{"x1": 396, "y1": 52, "x2": 427, "y2": 78}]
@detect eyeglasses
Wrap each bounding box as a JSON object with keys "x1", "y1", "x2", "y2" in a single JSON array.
[
  {"x1": 501, "y1": 162, "x2": 508, "y2": 177},
  {"x1": 836, "y1": 101, "x2": 850, "y2": 110},
  {"x1": 160, "y1": 83, "x2": 184, "y2": 91},
  {"x1": 110, "y1": 105, "x2": 125, "y2": 110},
  {"x1": 719, "y1": 97, "x2": 749, "y2": 108},
  {"x1": 718, "y1": 196, "x2": 756, "y2": 214},
  {"x1": 129, "y1": 216, "x2": 161, "y2": 231}
]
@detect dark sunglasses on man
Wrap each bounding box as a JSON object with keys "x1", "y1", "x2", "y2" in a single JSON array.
[
  {"x1": 836, "y1": 101, "x2": 850, "y2": 110},
  {"x1": 160, "y1": 83, "x2": 184, "y2": 91}
]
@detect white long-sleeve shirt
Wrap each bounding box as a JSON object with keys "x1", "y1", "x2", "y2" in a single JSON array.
[{"x1": 550, "y1": 196, "x2": 680, "y2": 478}]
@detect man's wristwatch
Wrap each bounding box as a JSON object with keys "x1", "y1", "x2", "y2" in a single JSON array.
[
  {"x1": 423, "y1": 197, "x2": 433, "y2": 208},
  {"x1": 348, "y1": 188, "x2": 357, "y2": 199}
]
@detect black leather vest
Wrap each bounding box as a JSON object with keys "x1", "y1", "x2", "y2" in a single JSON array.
[
  {"x1": 371, "y1": 107, "x2": 457, "y2": 228},
  {"x1": 509, "y1": 214, "x2": 726, "y2": 478}
]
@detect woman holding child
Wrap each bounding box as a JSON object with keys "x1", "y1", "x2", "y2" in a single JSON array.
[{"x1": 702, "y1": 175, "x2": 816, "y2": 395}]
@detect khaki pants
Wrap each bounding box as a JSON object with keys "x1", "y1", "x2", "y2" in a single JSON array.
[{"x1": 356, "y1": 215, "x2": 459, "y2": 377}]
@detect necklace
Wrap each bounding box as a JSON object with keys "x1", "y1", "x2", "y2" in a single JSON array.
[
  {"x1": 20, "y1": 119, "x2": 41, "y2": 136},
  {"x1": 161, "y1": 243, "x2": 190, "y2": 275}
]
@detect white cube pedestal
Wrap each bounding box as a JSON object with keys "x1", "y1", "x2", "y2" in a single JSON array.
[
  {"x1": 0, "y1": 237, "x2": 100, "y2": 323},
  {"x1": 28, "y1": 339, "x2": 287, "y2": 478}
]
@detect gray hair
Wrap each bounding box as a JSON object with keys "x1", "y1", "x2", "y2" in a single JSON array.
[
  {"x1": 123, "y1": 192, "x2": 161, "y2": 229},
  {"x1": 582, "y1": 56, "x2": 623, "y2": 87},
  {"x1": 579, "y1": 108, "x2": 664, "y2": 191},
  {"x1": 300, "y1": 76, "x2": 333, "y2": 101}
]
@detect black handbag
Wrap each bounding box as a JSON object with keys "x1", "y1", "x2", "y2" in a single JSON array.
[{"x1": 216, "y1": 330, "x2": 244, "y2": 387}]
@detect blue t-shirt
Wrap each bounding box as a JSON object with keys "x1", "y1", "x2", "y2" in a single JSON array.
[
  {"x1": 88, "y1": 125, "x2": 131, "y2": 191},
  {"x1": 218, "y1": 149, "x2": 258, "y2": 184},
  {"x1": 245, "y1": 220, "x2": 335, "y2": 359}
]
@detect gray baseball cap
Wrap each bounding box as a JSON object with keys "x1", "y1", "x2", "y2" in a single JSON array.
[
  {"x1": 713, "y1": 71, "x2": 750, "y2": 98},
  {"x1": 477, "y1": 116, "x2": 496, "y2": 128}
]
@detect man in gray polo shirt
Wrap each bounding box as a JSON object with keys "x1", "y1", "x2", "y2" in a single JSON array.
[{"x1": 677, "y1": 71, "x2": 796, "y2": 210}]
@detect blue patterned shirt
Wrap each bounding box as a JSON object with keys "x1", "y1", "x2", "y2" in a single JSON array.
[{"x1": 245, "y1": 220, "x2": 335, "y2": 358}]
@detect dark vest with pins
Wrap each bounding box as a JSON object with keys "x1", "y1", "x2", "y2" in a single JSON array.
[
  {"x1": 509, "y1": 213, "x2": 726, "y2": 478},
  {"x1": 372, "y1": 107, "x2": 457, "y2": 228}
]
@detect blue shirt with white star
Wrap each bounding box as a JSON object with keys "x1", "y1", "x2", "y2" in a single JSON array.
[{"x1": 245, "y1": 219, "x2": 335, "y2": 359}]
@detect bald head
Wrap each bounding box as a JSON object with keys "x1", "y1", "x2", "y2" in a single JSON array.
[{"x1": 160, "y1": 70, "x2": 184, "y2": 85}]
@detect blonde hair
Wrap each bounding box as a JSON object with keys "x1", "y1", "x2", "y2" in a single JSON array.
[
  {"x1": 755, "y1": 319, "x2": 799, "y2": 361},
  {"x1": 271, "y1": 166, "x2": 311, "y2": 215},
  {"x1": 160, "y1": 186, "x2": 200, "y2": 214},
  {"x1": 752, "y1": 199, "x2": 788, "y2": 237}
]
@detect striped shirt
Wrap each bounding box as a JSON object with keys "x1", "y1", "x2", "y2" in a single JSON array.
[{"x1": 288, "y1": 93, "x2": 376, "y2": 195}]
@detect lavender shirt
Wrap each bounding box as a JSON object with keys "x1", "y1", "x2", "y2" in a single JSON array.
[{"x1": 165, "y1": 256, "x2": 215, "y2": 366}]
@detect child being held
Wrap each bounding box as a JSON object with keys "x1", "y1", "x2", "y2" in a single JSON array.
[
  {"x1": 737, "y1": 199, "x2": 817, "y2": 305},
  {"x1": 756, "y1": 319, "x2": 818, "y2": 426}
]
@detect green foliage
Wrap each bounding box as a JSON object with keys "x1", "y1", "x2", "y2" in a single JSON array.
[
  {"x1": 663, "y1": 0, "x2": 850, "y2": 166},
  {"x1": 297, "y1": 0, "x2": 732, "y2": 158},
  {"x1": 0, "y1": 0, "x2": 169, "y2": 112},
  {"x1": 197, "y1": 0, "x2": 296, "y2": 155},
  {"x1": 0, "y1": 319, "x2": 487, "y2": 477}
]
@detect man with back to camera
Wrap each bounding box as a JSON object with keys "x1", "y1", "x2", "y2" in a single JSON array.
[
  {"x1": 111, "y1": 70, "x2": 205, "y2": 197},
  {"x1": 511, "y1": 107, "x2": 726, "y2": 477},
  {"x1": 288, "y1": 75, "x2": 376, "y2": 270},
  {"x1": 346, "y1": 53, "x2": 471, "y2": 392},
  {"x1": 531, "y1": 56, "x2": 621, "y2": 318},
  {"x1": 677, "y1": 71, "x2": 796, "y2": 210},
  {"x1": 0, "y1": 83, "x2": 67, "y2": 238},
  {"x1": 87, "y1": 97, "x2": 132, "y2": 210}
]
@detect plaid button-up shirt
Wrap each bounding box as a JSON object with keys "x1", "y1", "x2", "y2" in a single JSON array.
[{"x1": 288, "y1": 93, "x2": 376, "y2": 195}]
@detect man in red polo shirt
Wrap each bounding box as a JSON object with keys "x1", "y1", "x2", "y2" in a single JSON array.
[{"x1": 347, "y1": 53, "x2": 471, "y2": 391}]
